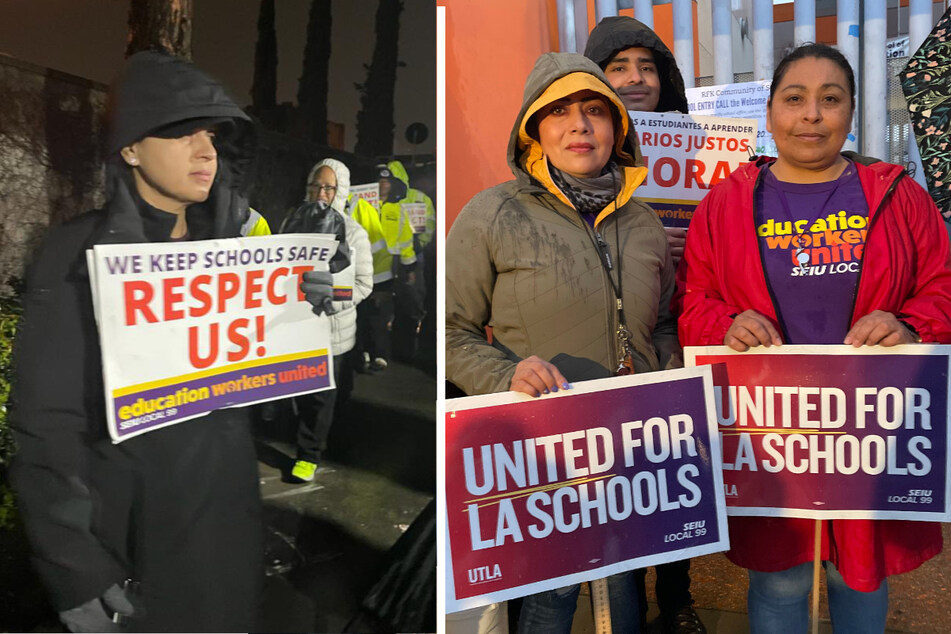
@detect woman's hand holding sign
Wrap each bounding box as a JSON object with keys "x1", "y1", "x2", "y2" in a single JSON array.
[
  {"x1": 724, "y1": 310, "x2": 784, "y2": 352},
  {"x1": 510, "y1": 356, "x2": 570, "y2": 398},
  {"x1": 844, "y1": 310, "x2": 919, "y2": 347}
]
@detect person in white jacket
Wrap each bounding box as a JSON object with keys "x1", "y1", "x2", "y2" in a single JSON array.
[{"x1": 282, "y1": 158, "x2": 374, "y2": 481}]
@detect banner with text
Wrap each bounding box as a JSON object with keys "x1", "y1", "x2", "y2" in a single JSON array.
[
  {"x1": 685, "y1": 345, "x2": 951, "y2": 521},
  {"x1": 630, "y1": 111, "x2": 757, "y2": 228},
  {"x1": 403, "y1": 202, "x2": 428, "y2": 233},
  {"x1": 686, "y1": 80, "x2": 776, "y2": 157},
  {"x1": 350, "y1": 183, "x2": 380, "y2": 210},
  {"x1": 445, "y1": 368, "x2": 729, "y2": 613},
  {"x1": 87, "y1": 235, "x2": 338, "y2": 443}
]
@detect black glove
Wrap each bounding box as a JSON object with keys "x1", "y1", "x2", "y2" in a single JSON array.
[
  {"x1": 59, "y1": 583, "x2": 135, "y2": 633},
  {"x1": 301, "y1": 270, "x2": 336, "y2": 316}
]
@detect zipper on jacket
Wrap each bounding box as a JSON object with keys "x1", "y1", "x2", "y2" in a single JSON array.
[
  {"x1": 588, "y1": 218, "x2": 623, "y2": 371},
  {"x1": 846, "y1": 171, "x2": 904, "y2": 326},
  {"x1": 536, "y1": 187, "x2": 631, "y2": 370}
]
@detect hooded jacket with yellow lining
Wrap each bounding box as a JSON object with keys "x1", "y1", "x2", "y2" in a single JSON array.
[{"x1": 446, "y1": 52, "x2": 681, "y2": 397}]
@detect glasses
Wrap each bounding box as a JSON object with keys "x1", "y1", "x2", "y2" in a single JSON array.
[{"x1": 309, "y1": 184, "x2": 337, "y2": 194}]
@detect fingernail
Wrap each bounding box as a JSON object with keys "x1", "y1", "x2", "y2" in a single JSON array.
[
  {"x1": 543, "y1": 389, "x2": 549, "y2": 394},
  {"x1": 551, "y1": 385, "x2": 558, "y2": 392},
  {"x1": 562, "y1": 382, "x2": 570, "y2": 389}
]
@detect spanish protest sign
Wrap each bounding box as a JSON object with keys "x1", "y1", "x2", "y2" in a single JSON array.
[
  {"x1": 685, "y1": 345, "x2": 951, "y2": 521},
  {"x1": 87, "y1": 234, "x2": 339, "y2": 443},
  {"x1": 629, "y1": 111, "x2": 757, "y2": 229},
  {"x1": 445, "y1": 368, "x2": 730, "y2": 613},
  {"x1": 350, "y1": 183, "x2": 380, "y2": 210},
  {"x1": 686, "y1": 80, "x2": 776, "y2": 157}
]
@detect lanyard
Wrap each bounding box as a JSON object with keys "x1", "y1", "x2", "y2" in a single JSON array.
[
  {"x1": 552, "y1": 161, "x2": 635, "y2": 374},
  {"x1": 589, "y1": 220, "x2": 636, "y2": 375},
  {"x1": 770, "y1": 171, "x2": 843, "y2": 274}
]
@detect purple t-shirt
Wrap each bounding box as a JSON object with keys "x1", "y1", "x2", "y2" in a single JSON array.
[{"x1": 755, "y1": 161, "x2": 869, "y2": 344}]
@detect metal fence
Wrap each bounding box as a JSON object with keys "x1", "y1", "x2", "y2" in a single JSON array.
[
  {"x1": 561, "y1": 0, "x2": 947, "y2": 177},
  {"x1": 886, "y1": 55, "x2": 915, "y2": 171}
]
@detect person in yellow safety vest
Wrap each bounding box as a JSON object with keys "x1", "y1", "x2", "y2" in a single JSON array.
[
  {"x1": 344, "y1": 193, "x2": 387, "y2": 268},
  {"x1": 345, "y1": 191, "x2": 388, "y2": 373},
  {"x1": 386, "y1": 159, "x2": 435, "y2": 249},
  {"x1": 384, "y1": 160, "x2": 433, "y2": 363},
  {"x1": 377, "y1": 166, "x2": 417, "y2": 284},
  {"x1": 355, "y1": 166, "x2": 416, "y2": 372}
]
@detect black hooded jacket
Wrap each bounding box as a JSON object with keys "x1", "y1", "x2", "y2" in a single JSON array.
[
  {"x1": 10, "y1": 51, "x2": 263, "y2": 630},
  {"x1": 584, "y1": 16, "x2": 689, "y2": 113}
]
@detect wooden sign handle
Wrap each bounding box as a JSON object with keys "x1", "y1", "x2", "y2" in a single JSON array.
[
  {"x1": 812, "y1": 519, "x2": 821, "y2": 634},
  {"x1": 591, "y1": 578, "x2": 613, "y2": 634}
]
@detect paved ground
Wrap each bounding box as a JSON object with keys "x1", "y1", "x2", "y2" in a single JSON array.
[
  {"x1": 568, "y1": 524, "x2": 951, "y2": 633},
  {"x1": 255, "y1": 357, "x2": 436, "y2": 632},
  {"x1": 0, "y1": 356, "x2": 436, "y2": 633}
]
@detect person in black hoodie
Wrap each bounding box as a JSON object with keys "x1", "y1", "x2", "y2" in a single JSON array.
[
  {"x1": 585, "y1": 17, "x2": 707, "y2": 634},
  {"x1": 10, "y1": 50, "x2": 333, "y2": 632},
  {"x1": 585, "y1": 16, "x2": 691, "y2": 270}
]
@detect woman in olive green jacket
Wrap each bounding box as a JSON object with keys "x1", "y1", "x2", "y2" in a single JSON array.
[
  {"x1": 447, "y1": 52, "x2": 679, "y2": 397},
  {"x1": 445, "y1": 52, "x2": 680, "y2": 633}
]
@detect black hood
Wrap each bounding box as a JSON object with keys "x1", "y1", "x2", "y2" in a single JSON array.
[
  {"x1": 99, "y1": 51, "x2": 255, "y2": 244},
  {"x1": 584, "y1": 16, "x2": 689, "y2": 114},
  {"x1": 378, "y1": 165, "x2": 408, "y2": 202},
  {"x1": 106, "y1": 50, "x2": 251, "y2": 155}
]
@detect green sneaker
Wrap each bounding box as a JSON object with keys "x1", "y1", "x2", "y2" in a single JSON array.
[{"x1": 291, "y1": 460, "x2": 318, "y2": 482}]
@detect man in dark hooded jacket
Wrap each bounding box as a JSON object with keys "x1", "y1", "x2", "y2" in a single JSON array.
[
  {"x1": 10, "y1": 51, "x2": 333, "y2": 632},
  {"x1": 585, "y1": 16, "x2": 707, "y2": 634},
  {"x1": 585, "y1": 16, "x2": 691, "y2": 270}
]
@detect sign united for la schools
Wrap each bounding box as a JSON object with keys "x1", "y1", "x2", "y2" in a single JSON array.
[
  {"x1": 630, "y1": 111, "x2": 757, "y2": 229},
  {"x1": 445, "y1": 367, "x2": 729, "y2": 613},
  {"x1": 685, "y1": 345, "x2": 951, "y2": 521},
  {"x1": 87, "y1": 235, "x2": 342, "y2": 443}
]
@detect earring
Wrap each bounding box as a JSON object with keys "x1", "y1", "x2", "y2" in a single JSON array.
[{"x1": 129, "y1": 158, "x2": 138, "y2": 165}]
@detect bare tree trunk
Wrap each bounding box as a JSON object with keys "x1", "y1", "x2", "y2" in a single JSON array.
[
  {"x1": 251, "y1": 0, "x2": 278, "y2": 126},
  {"x1": 298, "y1": 0, "x2": 333, "y2": 144},
  {"x1": 126, "y1": 0, "x2": 193, "y2": 59},
  {"x1": 354, "y1": 0, "x2": 403, "y2": 158}
]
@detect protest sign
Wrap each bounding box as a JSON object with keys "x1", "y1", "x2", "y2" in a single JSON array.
[
  {"x1": 402, "y1": 202, "x2": 428, "y2": 233},
  {"x1": 629, "y1": 111, "x2": 757, "y2": 228},
  {"x1": 445, "y1": 368, "x2": 729, "y2": 613},
  {"x1": 87, "y1": 234, "x2": 339, "y2": 443},
  {"x1": 686, "y1": 80, "x2": 776, "y2": 157},
  {"x1": 685, "y1": 345, "x2": 951, "y2": 521},
  {"x1": 350, "y1": 183, "x2": 380, "y2": 210}
]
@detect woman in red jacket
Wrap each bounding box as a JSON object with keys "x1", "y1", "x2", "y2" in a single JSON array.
[{"x1": 674, "y1": 43, "x2": 951, "y2": 632}]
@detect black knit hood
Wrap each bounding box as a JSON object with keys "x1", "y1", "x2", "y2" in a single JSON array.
[
  {"x1": 584, "y1": 16, "x2": 689, "y2": 113},
  {"x1": 101, "y1": 50, "x2": 255, "y2": 243}
]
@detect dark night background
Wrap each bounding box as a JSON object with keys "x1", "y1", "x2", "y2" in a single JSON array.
[{"x1": 0, "y1": 0, "x2": 436, "y2": 156}]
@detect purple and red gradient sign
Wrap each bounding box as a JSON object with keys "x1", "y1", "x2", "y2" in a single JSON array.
[
  {"x1": 685, "y1": 345, "x2": 951, "y2": 521},
  {"x1": 445, "y1": 367, "x2": 729, "y2": 613}
]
